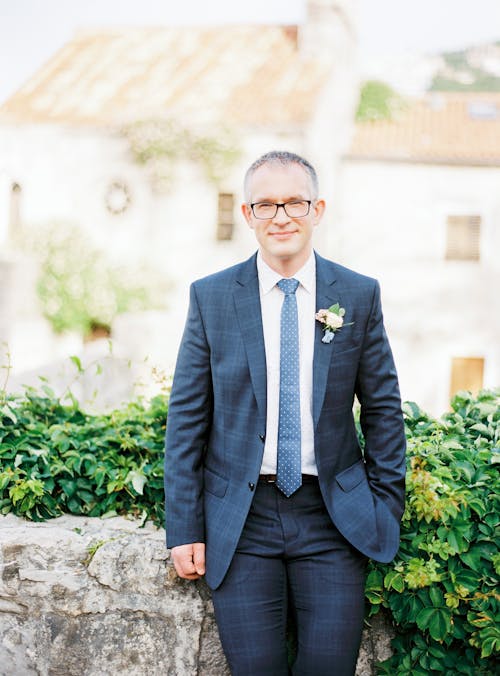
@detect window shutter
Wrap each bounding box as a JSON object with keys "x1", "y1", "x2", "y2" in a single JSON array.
[
  {"x1": 450, "y1": 357, "x2": 484, "y2": 400},
  {"x1": 445, "y1": 215, "x2": 481, "y2": 261}
]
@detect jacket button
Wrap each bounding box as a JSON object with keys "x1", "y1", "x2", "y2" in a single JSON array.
[
  {"x1": 248, "y1": 482, "x2": 255, "y2": 491},
  {"x1": 259, "y1": 433, "x2": 265, "y2": 442}
]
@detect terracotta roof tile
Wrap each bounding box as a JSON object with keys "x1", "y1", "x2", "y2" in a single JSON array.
[
  {"x1": 0, "y1": 27, "x2": 329, "y2": 128},
  {"x1": 347, "y1": 93, "x2": 500, "y2": 165}
]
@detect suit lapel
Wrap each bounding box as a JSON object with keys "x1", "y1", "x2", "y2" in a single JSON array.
[
  {"x1": 233, "y1": 255, "x2": 267, "y2": 422},
  {"x1": 313, "y1": 253, "x2": 340, "y2": 429}
]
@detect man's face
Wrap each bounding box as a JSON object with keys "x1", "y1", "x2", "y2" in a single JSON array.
[{"x1": 241, "y1": 163, "x2": 325, "y2": 274}]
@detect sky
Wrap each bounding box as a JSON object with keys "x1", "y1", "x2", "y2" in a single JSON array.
[{"x1": 0, "y1": 0, "x2": 499, "y2": 104}]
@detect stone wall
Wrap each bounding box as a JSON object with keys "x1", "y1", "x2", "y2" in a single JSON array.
[{"x1": 0, "y1": 515, "x2": 394, "y2": 675}]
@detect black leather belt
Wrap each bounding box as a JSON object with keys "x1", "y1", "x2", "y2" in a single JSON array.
[{"x1": 259, "y1": 474, "x2": 318, "y2": 484}]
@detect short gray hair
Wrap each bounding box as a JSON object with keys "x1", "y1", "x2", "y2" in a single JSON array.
[{"x1": 243, "y1": 150, "x2": 319, "y2": 201}]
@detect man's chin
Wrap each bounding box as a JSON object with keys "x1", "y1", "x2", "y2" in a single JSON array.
[{"x1": 268, "y1": 244, "x2": 300, "y2": 259}]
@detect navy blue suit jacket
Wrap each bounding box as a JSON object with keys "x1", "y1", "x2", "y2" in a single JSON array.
[{"x1": 165, "y1": 252, "x2": 406, "y2": 589}]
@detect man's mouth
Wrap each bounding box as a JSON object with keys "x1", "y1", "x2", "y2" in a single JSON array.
[{"x1": 270, "y1": 231, "x2": 296, "y2": 238}]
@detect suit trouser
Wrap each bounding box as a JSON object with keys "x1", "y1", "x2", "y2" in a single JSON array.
[{"x1": 211, "y1": 478, "x2": 367, "y2": 676}]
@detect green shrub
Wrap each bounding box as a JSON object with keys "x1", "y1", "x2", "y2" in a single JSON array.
[
  {"x1": 16, "y1": 222, "x2": 168, "y2": 337},
  {"x1": 367, "y1": 389, "x2": 499, "y2": 675},
  {"x1": 0, "y1": 373, "x2": 498, "y2": 672},
  {"x1": 0, "y1": 382, "x2": 167, "y2": 525}
]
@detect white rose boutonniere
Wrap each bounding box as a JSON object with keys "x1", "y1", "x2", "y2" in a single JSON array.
[{"x1": 315, "y1": 303, "x2": 353, "y2": 343}]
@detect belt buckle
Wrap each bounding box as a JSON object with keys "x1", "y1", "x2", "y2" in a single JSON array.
[{"x1": 261, "y1": 474, "x2": 277, "y2": 484}]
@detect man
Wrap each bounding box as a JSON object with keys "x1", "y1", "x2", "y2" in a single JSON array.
[{"x1": 164, "y1": 151, "x2": 406, "y2": 675}]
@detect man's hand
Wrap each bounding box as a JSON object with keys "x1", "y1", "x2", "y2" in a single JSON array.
[{"x1": 171, "y1": 542, "x2": 206, "y2": 580}]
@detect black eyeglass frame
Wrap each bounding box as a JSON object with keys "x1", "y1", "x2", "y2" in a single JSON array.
[{"x1": 249, "y1": 200, "x2": 313, "y2": 219}]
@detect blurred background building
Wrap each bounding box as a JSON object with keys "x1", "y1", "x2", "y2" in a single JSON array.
[{"x1": 0, "y1": 0, "x2": 499, "y2": 415}]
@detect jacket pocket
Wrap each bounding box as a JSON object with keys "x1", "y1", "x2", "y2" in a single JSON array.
[
  {"x1": 335, "y1": 458, "x2": 366, "y2": 492},
  {"x1": 204, "y1": 466, "x2": 228, "y2": 498}
]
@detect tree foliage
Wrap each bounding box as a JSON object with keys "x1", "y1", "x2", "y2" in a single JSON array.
[
  {"x1": 430, "y1": 46, "x2": 500, "y2": 93},
  {"x1": 17, "y1": 222, "x2": 168, "y2": 337},
  {"x1": 356, "y1": 80, "x2": 406, "y2": 122}
]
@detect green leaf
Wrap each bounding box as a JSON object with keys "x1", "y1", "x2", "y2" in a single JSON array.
[
  {"x1": 428, "y1": 657, "x2": 445, "y2": 671},
  {"x1": 454, "y1": 461, "x2": 475, "y2": 482},
  {"x1": 59, "y1": 479, "x2": 77, "y2": 498},
  {"x1": 480, "y1": 628, "x2": 500, "y2": 658},
  {"x1": 441, "y1": 439, "x2": 463, "y2": 450},
  {"x1": 69, "y1": 355, "x2": 84, "y2": 373},
  {"x1": 0, "y1": 405, "x2": 17, "y2": 424},
  {"x1": 402, "y1": 401, "x2": 424, "y2": 419},
  {"x1": 467, "y1": 496, "x2": 487, "y2": 518},
  {"x1": 76, "y1": 490, "x2": 96, "y2": 505},
  {"x1": 128, "y1": 470, "x2": 147, "y2": 495},
  {"x1": 484, "y1": 512, "x2": 498, "y2": 527},
  {"x1": 429, "y1": 586, "x2": 444, "y2": 607},
  {"x1": 427, "y1": 643, "x2": 447, "y2": 659},
  {"x1": 384, "y1": 569, "x2": 405, "y2": 593},
  {"x1": 478, "y1": 522, "x2": 493, "y2": 536},
  {"x1": 459, "y1": 548, "x2": 482, "y2": 572},
  {"x1": 41, "y1": 384, "x2": 55, "y2": 399},
  {"x1": 447, "y1": 529, "x2": 468, "y2": 553},
  {"x1": 0, "y1": 472, "x2": 14, "y2": 491},
  {"x1": 416, "y1": 607, "x2": 452, "y2": 641},
  {"x1": 454, "y1": 569, "x2": 480, "y2": 592},
  {"x1": 469, "y1": 423, "x2": 492, "y2": 438},
  {"x1": 366, "y1": 568, "x2": 384, "y2": 589}
]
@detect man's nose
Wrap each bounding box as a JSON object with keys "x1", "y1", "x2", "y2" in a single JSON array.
[{"x1": 273, "y1": 204, "x2": 290, "y2": 222}]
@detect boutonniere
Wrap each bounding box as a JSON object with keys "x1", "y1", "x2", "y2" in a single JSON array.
[{"x1": 315, "y1": 303, "x2": 353, "y2": 343}]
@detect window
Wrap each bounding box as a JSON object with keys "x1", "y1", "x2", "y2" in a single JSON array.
[
  {"x1": 217, "y1": 193, "x2": 234, "y2": 241},
  {"x1": 105, "y1": 180, "x2": 131, "y2": 215},
  {"x1": 467, "y1": 101, "x2": 498, "y2": 120},
  {"x1": 9, "y1": 182, "x2": 22, "y2": 238},
  {"x1": 450, "y1": 357, "x2": 484, "y2": 400},
  {"x1": 445, "y1": 215, "x2": 480, "y2": 261}
]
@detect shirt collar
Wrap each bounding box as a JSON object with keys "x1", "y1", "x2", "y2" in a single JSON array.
[{"x1": 256, "y1": 250, "x2": 316, "y2": 295}]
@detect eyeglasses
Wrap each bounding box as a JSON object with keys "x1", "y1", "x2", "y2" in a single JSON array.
[{"x1": 250, "y1": 200, "x2": 312, "y2": 219}]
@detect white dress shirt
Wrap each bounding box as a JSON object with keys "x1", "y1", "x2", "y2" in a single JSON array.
[{"x1": 257, "y1": 251, "x2": 317, "y2": 476}]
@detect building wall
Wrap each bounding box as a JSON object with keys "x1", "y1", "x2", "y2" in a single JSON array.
[
  {"x1": 334, "y1": 159, "x2": 500, "y2": 414},
  {"x1": 0, "y1": 125, "x2": 325, "y2": 374}
]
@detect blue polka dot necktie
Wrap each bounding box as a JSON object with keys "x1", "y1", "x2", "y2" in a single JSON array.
[{"x1": 276, "y1": 278, "x2": 302, "y2": 497}]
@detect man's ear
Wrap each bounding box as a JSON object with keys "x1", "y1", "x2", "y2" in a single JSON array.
[
  {"x1": 313, "y1": 199, "x2": 326, "y2": 225},
  {"x1": 241, "y1": 203, "x2": 254, "y2": 227}
]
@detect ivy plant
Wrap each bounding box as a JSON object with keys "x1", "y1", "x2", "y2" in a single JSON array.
[
  {"x1": 124, "y1": 118, "x2": 241, "y2": 189},
  {"x1": 0, "y1": 368, "x2": 498, "y2": 672},
  {"x1": 366, "y1": 389, "x2": 499, "y2": 675},
  {"x1": 0, "y1": 379, "x2": 167, "y2": 526}
]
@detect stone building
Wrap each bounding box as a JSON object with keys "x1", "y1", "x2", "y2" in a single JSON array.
[
  {"x1": 0, "y1": 0, "x2": 358, "y2": 395},
  {"x1": 3, "y1": 1, "x2": 496, "y2": 415},
  {"x1": 337, "y1": 92, "x2": 500, "y2": 413}
]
